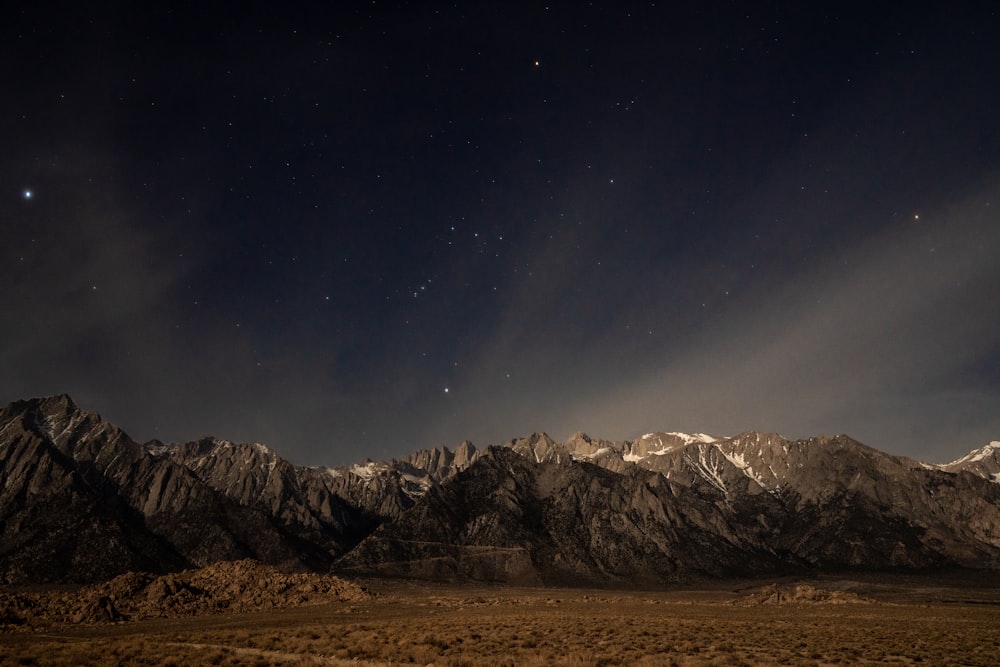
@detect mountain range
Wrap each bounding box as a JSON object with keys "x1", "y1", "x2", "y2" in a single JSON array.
[{"x1": 2, "y1": 395, "x2": 999, "y2": 585}]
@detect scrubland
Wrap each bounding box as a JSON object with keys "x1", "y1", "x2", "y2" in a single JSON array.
[{"x1": 3, "y1": 576, "x2": 1000, "y2": 666}]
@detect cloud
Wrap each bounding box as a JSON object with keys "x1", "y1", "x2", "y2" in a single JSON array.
[
  {"x1": 0, "y1": 151, "x2": 195, "y2": 429},
  {"x1": 438, "y1": 177, "x2": 1000, "y2": 462},
  {"x1": 550, "y1": 177, "x2": 1000, "y2": 460}
]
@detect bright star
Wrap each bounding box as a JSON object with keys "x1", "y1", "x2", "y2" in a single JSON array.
[
  {"x1": 444, "y1": 387, "x2": 450, "y2": 394},
  {"x1": 22, "y1": 189, "x2": 32, "y2": 200}
]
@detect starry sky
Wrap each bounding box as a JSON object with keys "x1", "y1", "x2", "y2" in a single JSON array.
[{"x1": 3, "y1": 2, "x2": 999, "y2": 466}]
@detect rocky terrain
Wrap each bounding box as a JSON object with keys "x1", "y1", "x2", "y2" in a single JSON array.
[
  {"x1": 0, "y1": 559, "x2": 370, "y2": 629},
  {"x1": 2, "y1": 394, "x2": 1000, "y2": 587},
  {"x1": 338, "y1": 440, "x2": 1000, "y2": 584},
  {"x1": 728, "y1": 583, "x2": 876, "y2": 606}
]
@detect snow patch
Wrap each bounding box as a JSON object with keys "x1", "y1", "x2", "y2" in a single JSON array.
[
  {"x1": 717, "y1": 445, "x2": 772, "y2": 490},
  {"x1": 350, "y1": 462, "x2": 380, "y2": 480},
  {"x1": 400, "y1": 473, "x2": 431, "y2": 486},
  {"x1": 572, "y1": 447, "x2": 610, "y2": 460},
  {"x1": 684, "y1": 445, "x2": 729, "y2": 495},
  {"x1": 945, "y1": 441, "x2": 1000, "y2": 467},
  {"x1": 641, "y1": 432, "x2": 719, "y2": 445},
  {"x1": 666, "y1": 432, "x2": 718, "y2": 444}
]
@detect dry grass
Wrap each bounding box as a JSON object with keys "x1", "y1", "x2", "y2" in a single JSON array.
[{"x1": 3, "y1": 578, "x2": 1000, "y2": 666}]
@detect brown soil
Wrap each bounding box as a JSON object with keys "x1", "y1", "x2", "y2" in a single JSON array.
[{"x1": 3, "y1": 574, "x2": 1000, "y2": 665}]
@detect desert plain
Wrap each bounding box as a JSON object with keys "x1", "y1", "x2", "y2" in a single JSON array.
[{"x1": 3, "y1": 572, "x2": 1000, "y2": 666}]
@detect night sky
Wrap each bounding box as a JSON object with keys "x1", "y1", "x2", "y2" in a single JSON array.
[{"x1": 3, "y1": 3, "x2": 999, "y2": 466}]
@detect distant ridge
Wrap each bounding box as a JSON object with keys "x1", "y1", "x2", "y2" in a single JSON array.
[{"x1": 2, "y1": 395, "x2": 999, "y2": 585}]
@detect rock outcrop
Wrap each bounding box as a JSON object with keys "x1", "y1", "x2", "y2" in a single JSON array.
[
  {"x1": 729, "y1": 584, "x2": 876, "y2": 606},
  {"x1": 0, "y1": 559, "x2": 370, "y2": 629}
]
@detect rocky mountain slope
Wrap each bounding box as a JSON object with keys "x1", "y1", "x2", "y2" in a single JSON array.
[
  {"x1": 338, "y1": 438, "x2": 1000, "y2": 584},
  {"x1": 2, "y1": 395, "x2": 999, "y2": 585},
  {"x1": 0, "y1": 396, "x2": 329, "y2": 583},
  {"x1": 0, "y1": 395, "x2": 485, "y2": 584}
]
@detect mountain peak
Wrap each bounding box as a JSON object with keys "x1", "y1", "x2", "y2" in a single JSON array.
[
  {"x1": 37, "y1": 393, "x2": 79, "y2": 411},
  {"x1": 948, "y1": 441, "x2": 1000, "y2": 466},
  {"x1": 4, "y1": 393, "x2": 81, "y2": 421},
  {"x1": 940, "y1": 441, "x2": 1000, "y2": 482}
]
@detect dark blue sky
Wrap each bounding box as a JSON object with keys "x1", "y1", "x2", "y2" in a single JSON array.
[{"x1": 3, "y1": 2, "x2": 998, "y2": 466}]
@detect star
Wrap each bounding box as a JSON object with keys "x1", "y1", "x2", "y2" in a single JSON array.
[{"x1": 22, "y1": 189, "x2": 32, "y2": 200}]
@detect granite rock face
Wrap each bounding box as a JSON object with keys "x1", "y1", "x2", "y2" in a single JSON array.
[
  {"x1": 339, "y1": 435, "x2": 1000, "y2": 584},
  {"x1": 0, "y1": 396, "x2": 337, "y2": 583},
  {"x1": 2, "y1": 395, "x2": 1000, "y2": 586}
]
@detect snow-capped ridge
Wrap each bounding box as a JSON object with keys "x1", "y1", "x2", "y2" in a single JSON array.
[
  {"x1": 350, "y1": 460, "x2": 383, "y2": 480},
  {"x1": 936, "y1": 441, "x2": 1000, "y2": 483},
  {"x1": 665, "y1": 431, "x2": 719, "y2": 444},
  {"x1": 946, "y1": 441, "x2": 1000, "y2": 467},
  {"x1": 640, "y1": 431, "x2": 720, "y2": 445}
]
